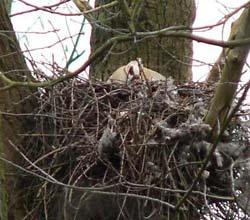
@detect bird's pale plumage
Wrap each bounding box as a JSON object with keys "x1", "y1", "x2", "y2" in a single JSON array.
[{"x1": 107, "y1": 60, "x2": 166, "y2": 84}]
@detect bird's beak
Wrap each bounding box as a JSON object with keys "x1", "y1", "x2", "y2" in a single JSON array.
[{"x1": 130, "y1": 75, "x2": 142, "y2": 84}]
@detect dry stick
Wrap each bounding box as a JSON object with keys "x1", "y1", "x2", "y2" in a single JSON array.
[
  {"x1": 77, "y1": 1, "x2": 118, "y2": 15},
  {"x1": 0, "y1": 155, "x2": 177, "y2": 209},
  {"x1": 230, "y1": 157, "x2": 250, "y2": 213},
  {"x1": 0, "y1": 34, "x2": 131, "y2": 90},
  {"x1": 137, "y1": 30, "x2": 250, "y2": 48},
  {"x1": 192, "y1": 1, "x2": 250, "y2": 31},
  {"x1": 126, "y1": 181, "x2": 234, "y2": 201},
  {"x1": 12, "y1": 0, "x2": 74, "y2": 17},
  {"x1": 136, "y1": 58, "x2": 153, "y2": 97},
  {"x1": 175, "y1": 80, "x2": 250, "y2": 210},
  {"x1": 1, "y1": 27, "x2": 250, "y2": 90},
  {"x1": 6, "y1": 124, "x2": 179, "y2": 209}
]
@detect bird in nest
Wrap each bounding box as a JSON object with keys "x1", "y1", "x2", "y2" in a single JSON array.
[{"x1": 107, "y1": 59, "x2": 166, "y2": 84}]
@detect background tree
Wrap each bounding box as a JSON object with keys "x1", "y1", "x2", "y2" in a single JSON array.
[
  {"x1": 0, "y1": 1, "x2": 37, "y2": 219},
  {"x1": 87, "y1": 0, "x2": 196, "y2": 82}
]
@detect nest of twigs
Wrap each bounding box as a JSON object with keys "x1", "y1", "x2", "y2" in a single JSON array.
[{"x1": 20, "y1": 78, "x2": 250, "y2": 219}]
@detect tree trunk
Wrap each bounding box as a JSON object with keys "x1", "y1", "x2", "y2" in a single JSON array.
[
  {"x1": 0, "y1": 1, "x2": 36, "y2": 219},
  {"x1": 0, "y1": 115, "x2": 8, "y2": 220},
  {"x1": 89, "y1": 0, "x2": 196, "y2": 83},
  {"x1": 205, "y1": 8, "x2": 250, "y2": 135}
]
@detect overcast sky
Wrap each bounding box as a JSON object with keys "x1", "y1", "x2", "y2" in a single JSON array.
[
  {"x1": 11, "y1": 0, "x2": 250, "y2": 83},
  {"x1": 193, "y1": 0, "x2": 249, "y2": 81}
]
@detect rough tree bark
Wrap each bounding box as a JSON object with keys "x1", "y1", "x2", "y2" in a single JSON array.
[
  {"x1": 89, "y1": 0, "x2": 196, "y2": 83},
  {"x1": 205, "y1": 8, "x2": 250, "y2": 133},
  {"x1": 0, "y1": 1, "x2": 36, "y2": 219}
]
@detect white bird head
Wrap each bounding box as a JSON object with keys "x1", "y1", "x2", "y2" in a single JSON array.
[
  {"x1": 125, "y1": 60, "x2": 142, "y2": 83},
  {"x1": 107, "y1": 58, "x2": 165, "y2": 84}
]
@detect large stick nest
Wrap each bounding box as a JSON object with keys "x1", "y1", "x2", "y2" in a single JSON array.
[{"x1": 19, "y1": 78, "x2": 250, "y2": 219}]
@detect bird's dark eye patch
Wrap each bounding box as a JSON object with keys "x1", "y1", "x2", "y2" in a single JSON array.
[{"x1": 128, "y1": 67, "x2": 134, "y2": 75}]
